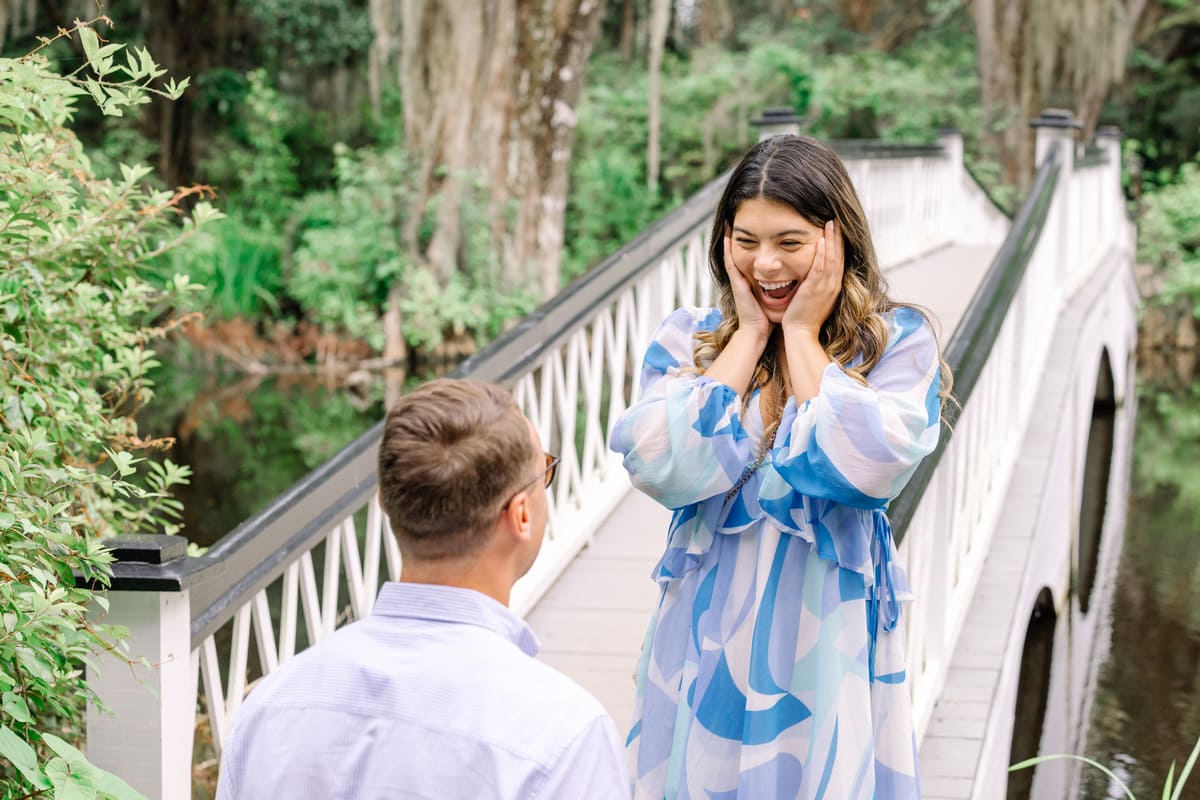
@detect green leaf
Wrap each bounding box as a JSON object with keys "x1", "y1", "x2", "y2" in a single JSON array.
[
  {"x1": 93, "y1": 766, "x2": 149, "y2": 800},
  {"x1": 84, "y1": 77, "x2": 106, "y2": 106},
  {"x1": 42, "y1": 732, "x2": 89, "y2": 764},
  {"x1": 46, "y1": 756, "x2": 94, "y2": 800},
  {"x1": 78, "y1": 27, "x2": 100, "y2": 67},
  {"x1": 1010, "y1": 754, "x2": 1135, "y2": 800},
  {"x1": 0, "y1": 723, "x2": 50, "y2": 789},
  {"x1": 7, "y1": 212, "x2": 51, "y2": 233},
  {"x1": 136, "y1": 47, "x2": 156, "y2": 79},
  {"x1": 1168, "y1": 734, "x2": 1200, "y2": 800},
  {"x1": 2, "y1": 690, "x2": 33, "y2": 723}
]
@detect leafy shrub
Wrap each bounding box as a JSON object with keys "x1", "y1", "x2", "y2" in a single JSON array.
[
  {"x1": 199, "y1": 69, "x2": 300, "y2": 231},
  {"x1": 0, "y1": 21, "x2": 212, "y2": 798},
  {"x1": 171, "y1": 212, "x2": 284, "y2": 319},
  {"x1": 287, "y1": 143, "x2": 532, "y2": 350},
  {"x1": 1139, "y1": 159, "x2": 1200, "y2": 313}
]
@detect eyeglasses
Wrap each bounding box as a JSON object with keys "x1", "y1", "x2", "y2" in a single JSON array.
[{"x1": 502, "y1": 453, "x2": 559, "y2": 510}]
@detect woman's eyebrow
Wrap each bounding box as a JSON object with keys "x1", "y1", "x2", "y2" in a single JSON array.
[{"x1": 732, "y1": 226, "x2": 814, "y2": 237}]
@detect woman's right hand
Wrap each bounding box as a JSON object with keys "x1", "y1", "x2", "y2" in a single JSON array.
[{"x1": 723, "y1": 235, "x2": 771, "y2": 342}]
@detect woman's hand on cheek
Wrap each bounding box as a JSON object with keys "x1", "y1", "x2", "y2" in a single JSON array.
[
  {"x1": 783, "y1": 220, "x2": 844, "y2": 338},
  {"x1": 724, "y1": 235, "x2": 772, "y2": 342}
]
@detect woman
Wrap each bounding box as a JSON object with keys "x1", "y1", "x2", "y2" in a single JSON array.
[{"x1": 610, "y1": 134, "x2": 951, "y2": 799}]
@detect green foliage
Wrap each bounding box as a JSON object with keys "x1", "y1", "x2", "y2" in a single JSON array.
[
  {"x1": 287, "y1": 144, "x2": 532, "y2": 350},
  {"x1": 245, "y1": 0, "x2": 373, "y2": 70},
  {"x1": 168, "y1": 70, "x2": 300, "y2": 320},
  {"x1": 0, "y1": 21, "x2": 209, "y2": 798},
  {"x1": 1107, "y1": 19, "x2": 1200, "y2": 189},
  {"x1": 199, "y1": 69, "x2": 300, "y2": 230},
  {"x1": 809, "y1": 36, "x2": 979, "y2": 142},
  {"x1": 565, "y1": 17, "x2": 983, "y2": 280},
  {"x1": 1138, "y1": 158, "x2": 1200, "y2": 313},
  {"x1": 163, "y1": 213, "x2": 284, "y2": 320}
]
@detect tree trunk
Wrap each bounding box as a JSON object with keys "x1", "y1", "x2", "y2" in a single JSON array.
[
  {"x1": 695, "y1": 0, "x2": 731, "y2": 46},
  {"x1": 2, "y1": 0, "x2": 39, "y2": 52},
  {"x1": 974, "y1": 0, "x2": 1149, "y2": 190},
  {"x1": 619, "y1": 0, "x2": 636, "y2": 60},
  {"x1": 646, "y1": 0, "x2": 670, "y2": 191},
  {"x1": 368, "y1": 0, "x2": 401, "y2": 118},
  {"x1": 140, "y1": 0, "x2": 240, "y2": 188},
  {"x1": 399, "y1": 0, "x2": 604, "y2": 300},
  {"x1": 837, "y1": 0, "x2": 876, "y2": 32},
  {"x1": 973, "y1": 0, "x2": 1039, "y2": 189}
]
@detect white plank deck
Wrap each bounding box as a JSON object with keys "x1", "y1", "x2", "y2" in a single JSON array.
[{"x1": 528, "y1": 242, "x2": 998, "y2": 741}]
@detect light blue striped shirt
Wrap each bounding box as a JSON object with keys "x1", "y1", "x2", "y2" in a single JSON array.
[{"x1": 217, "y1": 582, "x2": 629, "y2": 799}]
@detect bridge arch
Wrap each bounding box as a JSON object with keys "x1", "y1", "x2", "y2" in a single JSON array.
[
  {"x1": 1007, "y1": 587, "x2": 1058, "y2": 800},
  {"x1": 1077, "y1": 348, "x2": 1117, "y2": 615}
]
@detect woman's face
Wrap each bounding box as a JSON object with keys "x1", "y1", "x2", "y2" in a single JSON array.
[{"x1": 728, "y1": 197, "x2": 824, "y2": 324}]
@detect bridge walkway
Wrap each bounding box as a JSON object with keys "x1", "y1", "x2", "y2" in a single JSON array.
[{"x1": 528, "y1": 242, "x2": 998, "y2": 737}]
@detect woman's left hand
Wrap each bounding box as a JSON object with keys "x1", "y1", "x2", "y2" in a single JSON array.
[{"x1": 783, "y1": 220, "x2": 844, "y2": 337}]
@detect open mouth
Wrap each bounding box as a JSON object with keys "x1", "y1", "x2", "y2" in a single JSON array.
[{"x1": 758, "y1": 279, "x2": 798, "y2": 302}]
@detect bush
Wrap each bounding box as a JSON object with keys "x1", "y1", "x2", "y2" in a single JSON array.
[
  {"x1": 0, "y1": 21, "x2": 213, "y2": 798},
  {"x1": 287, "y1": 143, "x2": 533, "y2": 350},
  {"x1": 1139, "y1": 159, "x2": 1200, "y2": 314}
]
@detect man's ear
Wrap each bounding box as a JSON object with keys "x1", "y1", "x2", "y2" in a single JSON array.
[{"x1": 500, "y1": 491, "x2": 533, "y2": 543}]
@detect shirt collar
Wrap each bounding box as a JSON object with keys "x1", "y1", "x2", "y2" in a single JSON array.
[{"x1": 371, "y1": 582, "x2": 540, "y2": 656}]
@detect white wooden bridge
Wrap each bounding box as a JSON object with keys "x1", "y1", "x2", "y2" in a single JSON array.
[{"x1": 83, "y1": 111, "x2": 1138, "y2": 800}]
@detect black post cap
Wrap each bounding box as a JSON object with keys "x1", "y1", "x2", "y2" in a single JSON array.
[
  {"x1": 751, "y1": 107, "x2": 803, "y2": 128},
  {"x1": 102, "y1": 534, "x2": 188, "y2": 564},
  {"x1": 1029, "y1": 108, "x2": 1082, "y2": 130}
]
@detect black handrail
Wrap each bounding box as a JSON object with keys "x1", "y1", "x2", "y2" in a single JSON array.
[
  {"x1": 79, "y1": 140, "x2": 964, "y2": 650},
  {"x1": 888, "y1": 142, "x2": 1062, "y2": 540}
]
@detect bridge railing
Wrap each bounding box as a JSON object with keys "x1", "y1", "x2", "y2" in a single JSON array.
[
  {"x1": 889, "y1": 112, "x2": 1129, "y2": 737},
  {"x1": 83, "y1": 131, "x2": 1012, "y2": 797}
]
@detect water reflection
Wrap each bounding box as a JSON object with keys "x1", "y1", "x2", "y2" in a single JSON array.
[
  {"x1": 1081, "y1": 379, "x2": 1200, "y2": 798},
  {"x1": 139, "y1": 343, "x2": 393, "y2": 547}
]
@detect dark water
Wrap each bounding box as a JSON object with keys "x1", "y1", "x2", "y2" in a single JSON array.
[
  {"x1": 139, "y1": 344, "x2": 388, "y2": 547},
  {"x1": 1080, "y1": 378, "x2": 1200, "y2": 798}
]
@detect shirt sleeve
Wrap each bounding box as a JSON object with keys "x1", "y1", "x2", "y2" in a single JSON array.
[
  {"x1": 608, "y1": 307, "x2": 755, "y2": 510},
  {"x1": 769, "y1": 307, "x2": 943, "y2": 509},
  {"x1": 534, "y1": 714, "x2": 630, "y2": 800}
]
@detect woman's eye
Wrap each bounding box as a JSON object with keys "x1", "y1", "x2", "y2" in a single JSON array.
[
  {"x1": 735, "y1": 239, "x2": 756, "y2": 248},
  {"x1": 781, "y1": 241, "x2": 802, "y2": 248}
]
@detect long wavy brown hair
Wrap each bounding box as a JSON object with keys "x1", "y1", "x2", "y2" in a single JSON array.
[{"x1": 696, "y1": 134, "x2": 953, "y2": 436}]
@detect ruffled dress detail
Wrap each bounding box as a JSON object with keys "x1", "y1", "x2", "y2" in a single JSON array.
[{"x1": 610, "y1": 305, "x2": 941, "y2": 799}]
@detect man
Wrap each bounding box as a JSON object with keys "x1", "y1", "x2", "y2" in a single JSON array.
[{"x1": 217, "y1": 378, "x2": 629, "y2": 799}]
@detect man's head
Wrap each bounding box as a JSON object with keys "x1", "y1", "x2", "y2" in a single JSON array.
[{"x1": 377, "y1": 378, "x2": 550, "y2": 572}]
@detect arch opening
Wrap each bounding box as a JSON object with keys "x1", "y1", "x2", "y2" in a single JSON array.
[
  {"x1": 1078, "y1": 350, "x2": 1116, "y2": 615},
  {"x1": 1007, "y1": 588, "x2": 1058, "y2": 800}
]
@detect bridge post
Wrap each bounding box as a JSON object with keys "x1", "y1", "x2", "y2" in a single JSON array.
[
  {"x1": 1030, "y1": 109, "x2": 1080, "y2": 295},
  {"x1": 85, "y1": 535, "x2": 194, "y2": 800},
  {"x1": 937, "y1": 128, "x2": 966, "y2": 240},
  {"x1": 1095, "y1": 126, "x2": 1124, "y2": 241},
  {"x1": 750, "y1": 107, "x2": 803, "y2": 141}
]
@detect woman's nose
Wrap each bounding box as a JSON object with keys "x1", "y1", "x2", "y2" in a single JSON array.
[{"x1": 754, "y1": 247, "x2": 781, "y2": 271}]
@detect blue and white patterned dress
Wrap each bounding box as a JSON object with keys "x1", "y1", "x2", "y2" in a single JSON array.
[{"x1": 610, "y1": 305, "x2": 941, "y2": 799}]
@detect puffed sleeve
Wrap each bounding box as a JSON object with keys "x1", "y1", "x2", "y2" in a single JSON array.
[
  {"x1": 767, "y1": 306, "x2": 942, "y2": 509},
  {"x1": 609, "y1": 307, "x2": 756, "y2": 510}
]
